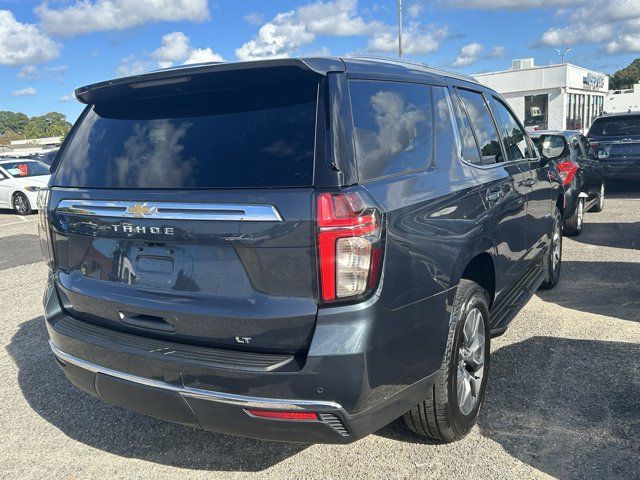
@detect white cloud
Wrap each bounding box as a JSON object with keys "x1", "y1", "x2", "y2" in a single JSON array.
[
  {"x1": 539, "y1": 23, "x2": 613, "y2": 47},
  {"x1": 36, "y1": 0, "x2": 210, "y2": 37},
  {"x1": 244, "y1": 12, "x2": 264, "y2": 26},
  {"x1": 235, "y1": 0, "x2": 376, "y2": 61},
  {"x1": 11, "y1": 87, "x2": 38, "y2": 97},
  {"x1": 443, "y1": 0, "x2": 583, "y2": 9},
  {"x1": 117, "y1": 55, "x2": 154, "y2": 76},
  {"x1": 0, "y1": 10, "x2": 60, "y2": 66},
  {"x1": 536, "y1": 0, "x2": 640, "y2": 53},
  {"x1": 151, "y1": 32, "x2": 191, "y2": 64},
  {"x1": 606, "y1": 32, "x2": 640, "y2": 54},
  {"x1": 452, "y1": 42, "x2": 484, "y2": 67},
  {"x1": 17, "y1": 64, "x2": 67, "y2": 82},
  {"x1": 407, "y1": 3, "x2": 424, "y2": 17},
  {"x1": 183, "y1": 48, "x2": 224, "y2": 65},
  {"x1": 486, "y1": 46, "x2": 506, "y2": 58},
  {"x1": 59, "y1": 91, "x2": 76, "y2": 102},
  {"x1": 368, "y1": 22, "x2": 449, "y2": 55},
  {"x1": 119, "y1": 32, "x2": 223, "y2": 76},
  {"x1": 17, "y1": 65, "x2": 41, "y2": 81}
]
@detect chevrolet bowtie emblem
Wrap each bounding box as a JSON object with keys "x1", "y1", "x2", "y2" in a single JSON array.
[{"x1": 125, "y1": 203, "x2": 158, "y2": 218}]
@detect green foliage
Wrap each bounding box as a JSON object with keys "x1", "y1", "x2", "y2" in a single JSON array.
[
  {"x1": 610, "y1": 59, "x2": 640, "y2": 90},
  {"x1": 0, "y1": 111, "x2": 72, "y2": 144}
]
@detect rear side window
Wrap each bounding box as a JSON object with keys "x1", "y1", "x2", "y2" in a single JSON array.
[
  {"x1": 450, "y1": 89, "x2": 482, "y2": 165},
  {"x1": 488, "y1": 96, "x2": 532, "y2": 161},
  {"x1": 456, "y1": 89, "x2": 503, "y2": 165},
  {"x1": 589, "y1": 115, "x2": 640, "y2": 136},
  {"x1": 349, "y1": 80, "x2": 433, "y2": 181},
  {"x1": 53, "y1": 73, "x2": 320, "y2": 189}
]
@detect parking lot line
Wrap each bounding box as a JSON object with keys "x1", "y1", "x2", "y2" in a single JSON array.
[{"x1": 0, "y1": 219, "x2": 36, "y2": 228}]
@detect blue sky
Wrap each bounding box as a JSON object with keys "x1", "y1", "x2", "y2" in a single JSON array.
[{"x1": 1, "y1": 0, "x2": 639, "y2": 123}]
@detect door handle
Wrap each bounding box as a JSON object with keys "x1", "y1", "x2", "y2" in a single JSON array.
[
  {"x1": 486, "y1": 189, "x2": 505, "y2": 203},
  {"x1": 518, "y1": 178, "x2": 536, "y2": 188}
]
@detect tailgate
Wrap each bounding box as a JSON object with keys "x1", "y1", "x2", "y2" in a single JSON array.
[{"x1": 49, "y1": 188, "x2": 318, "y2": 354}]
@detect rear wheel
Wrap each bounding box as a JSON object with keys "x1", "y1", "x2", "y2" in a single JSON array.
[
  {"x1": 403, "y1": 279, "x2": 490, "y2": 443},
  {"x1": 540, "y1": 207, "x2": 562, "y2": 290},
  {"x1": 12, "y1": 192, "x2": 31, "y2": 215},
  {"x1": 590, "y1": 183, "x2": 605, "y2": 212},
  {"x1": 564, "y1": 197, "x2": 584, "y2": 236}
]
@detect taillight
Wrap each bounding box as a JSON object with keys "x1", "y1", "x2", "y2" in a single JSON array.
[
  {"x1": 316, "y1": 190, "x2": 384, "y2": 303},
  {"x1": 36, "y1": 188, "x2": 55, "y2": 268},
  {"x1": 557, "y1": 160, "x2": 578, "y2": 186}
]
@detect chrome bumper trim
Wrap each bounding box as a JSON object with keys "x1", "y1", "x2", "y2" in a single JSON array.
[{"x1": 49, "y1": 341, "x2": 342, "y2": 411}]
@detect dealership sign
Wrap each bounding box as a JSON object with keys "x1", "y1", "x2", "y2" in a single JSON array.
[{"x1": 583, "y1": 73, "x2": 606, "y2": 91}]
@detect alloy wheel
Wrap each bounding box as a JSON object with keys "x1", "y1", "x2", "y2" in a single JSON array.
[
  {"x1": 14, "y1": 194, "x2": 28, "y2": 215},
  {"x1": 456, "y1": 307, "x2": 486, "y2": 416},
  {"x1": 552, "y1": 218, "x2": 562, "y2": 272}
]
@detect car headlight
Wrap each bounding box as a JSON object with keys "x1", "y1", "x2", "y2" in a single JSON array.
[{"x1": 24, "y1": 186, "x2": 41, "y2": 192}]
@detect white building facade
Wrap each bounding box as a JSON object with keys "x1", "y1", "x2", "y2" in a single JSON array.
[
  {"x1": 605, "y1": 83, "x2": 640, "y2": 113},
  {"x1": 474, "y1": 59, "x2": 609, "y2": 133}
]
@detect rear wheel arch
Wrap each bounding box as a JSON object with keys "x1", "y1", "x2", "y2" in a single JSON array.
[{"x1": 459, "y1": 252, "x2": 496, "y2": 309}]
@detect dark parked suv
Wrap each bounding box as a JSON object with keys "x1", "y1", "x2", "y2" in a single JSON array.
[
  {"x1": 588, "y1": 112, "x2": 640, "y2": 180},
  {"x1": 39, "y1": 57, "x2": 563, "y2": 444}
]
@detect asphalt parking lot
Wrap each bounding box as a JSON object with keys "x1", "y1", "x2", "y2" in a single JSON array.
[{"x1": 0, "y1": 187, "x2": 638, "y2": 480}]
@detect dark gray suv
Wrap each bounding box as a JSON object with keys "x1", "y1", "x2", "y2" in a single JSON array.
[{"x1": 38, "y1": 57, "x2": 563, "y2": 444}]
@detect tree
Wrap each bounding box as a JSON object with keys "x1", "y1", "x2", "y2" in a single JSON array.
[
  {"x1": 0, "y1": 111, "x2": 29, "y2": 136},
  {"x1": 24, "y1": 112, "x2": 72, "y2": 139},
  {"x1": 610, "y1": 58, "x2": 640, "y2": 90},
  {"x1": 0, "y1": 111, "x2": 72, "y2": 144}
]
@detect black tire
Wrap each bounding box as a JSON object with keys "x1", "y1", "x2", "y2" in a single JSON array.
[
  {"x1": 590, "y1": 182, "x2": 605, "y2": 212},
  {"x1": 12, "y1": 192, "x2": 32, "y2": 215},
  {"x1": 563, "y1": 197, "x2": 584, "y2": 236},
  {"x1": 540, "y1": 207, "x2": 562, "y2": 290},
  {"x1": 403, "y1": 279, "x2": 490, "y2": 443}
]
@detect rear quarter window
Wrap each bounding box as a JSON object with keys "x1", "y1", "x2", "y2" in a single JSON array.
[{"x1": 349, "y1": 80, "x2": 433, "y2": 181}]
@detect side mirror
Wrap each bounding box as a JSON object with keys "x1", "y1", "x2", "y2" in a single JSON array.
[{"x1": 537, "y1": 134, "x2": 568, "y2": 161}]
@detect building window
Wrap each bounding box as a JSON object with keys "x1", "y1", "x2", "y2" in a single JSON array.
[{"x1": 524, "y1": 94, "x2": 548, "y2": 131}]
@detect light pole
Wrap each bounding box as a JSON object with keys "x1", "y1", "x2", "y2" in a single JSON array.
[
  {"x1": 398, "y1": 0, "x2": 403, "y2": 58},
  {"x1": 555, "y1": 48, "x2": 571, "y2": 64}
]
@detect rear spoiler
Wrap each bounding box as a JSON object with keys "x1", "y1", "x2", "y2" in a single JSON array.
[{"x1": 74, "y1": 58, "x2": 345, "y2": 104}]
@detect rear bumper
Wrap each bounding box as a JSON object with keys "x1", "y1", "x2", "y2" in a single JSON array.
[
  {"x1": 44, "y1": 275, "x2": 445, "y2": 443},
  {"x1": 49, "y1": 341, "x2": 353, "y2": 443}
]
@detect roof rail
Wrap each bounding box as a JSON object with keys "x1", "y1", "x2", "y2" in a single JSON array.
[{"x1": 343, "y1": 54, "x2": 479, "y2": 84}]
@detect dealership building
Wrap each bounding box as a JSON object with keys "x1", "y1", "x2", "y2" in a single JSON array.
[{"x1": 474, "y1": 59, "x2": 609, "y2": 132}]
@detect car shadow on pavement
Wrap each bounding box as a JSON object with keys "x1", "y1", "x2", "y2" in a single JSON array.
[
  {"x1": 537, "y1": 261, "x2": 640, "y2": 322},
  {"x1": 573, "y1": 222, "x2": 640, "y2": 250},
  {"x1": 377, "y1": 337, "x2": 640, "y2": 479},
  {"x1": 7, "y1": 316, "x2": 307, "y2": 472},
  {"x1": 479, "y1": 336, "x2": 640, "y2": 480}
]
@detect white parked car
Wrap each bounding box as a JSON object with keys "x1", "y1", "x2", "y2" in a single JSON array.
[{"x1": 0, "y1": 159, "x2": 51, "y2": 215}]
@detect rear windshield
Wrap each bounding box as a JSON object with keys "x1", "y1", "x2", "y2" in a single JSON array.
[
  {"x1": 54, "y1": 74, "x2": 319, "y2": 189},
  {"x1": 1, "y1": 160, "x2": 50, "y2": 178},
  {"x1": 589, "y1": 115, "x2": 640, "y2": 136}
]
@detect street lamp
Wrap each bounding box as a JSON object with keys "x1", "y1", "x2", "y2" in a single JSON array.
[
  {"x1": 555, "y1": 48, "x2": 571, "y2": 64},
  {"x1": 398, "y1": 0, "x2": 403, "y2": 58}
]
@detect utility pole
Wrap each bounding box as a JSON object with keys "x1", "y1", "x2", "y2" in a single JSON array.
[{"x1": 398, "y1": 0, "x2": 403, "y2": 58}]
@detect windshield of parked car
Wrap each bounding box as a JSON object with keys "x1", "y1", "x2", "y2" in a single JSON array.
[
  {"x1": 53, "y1": 69, "x2": 320, "y2": 189},
  {"x1": 1, "y1": 161, "x2": 50, "y2": 178},
  {"x1": 589, "y1": 115, "x2": 640, "y2": 136}
]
